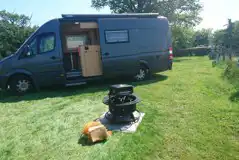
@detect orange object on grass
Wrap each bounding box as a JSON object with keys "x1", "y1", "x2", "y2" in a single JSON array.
[
  {"x1": 107, "y1": 131, "x2": 113, "y2": 136},
  {"x1": 82, "y1": 121, "x2": 101, "y2": 135}
]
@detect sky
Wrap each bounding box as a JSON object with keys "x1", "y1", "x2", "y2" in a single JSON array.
[{"x1": 0, "y1": 0, "x2": 239, "y2": 30}]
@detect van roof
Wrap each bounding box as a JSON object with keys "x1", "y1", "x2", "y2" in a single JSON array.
[{"x1": 61, "y1": 13, "x2": 161, "y2": 19}]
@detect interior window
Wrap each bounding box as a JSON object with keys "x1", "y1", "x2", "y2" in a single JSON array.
[
  {"x1": 66, "y1": 35, "x2": 88, "y2": 50},
  {"x1": 39, "y1": 34, "x2": 55, "y2": 53}
]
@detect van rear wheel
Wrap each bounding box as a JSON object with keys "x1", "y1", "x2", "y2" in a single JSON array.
[
  {"x1": 9, "y1": 75, "x2": 33, "y2": 95},
  {"x1": 134, "y1": 65, "x2": 150, "y2": 81}
]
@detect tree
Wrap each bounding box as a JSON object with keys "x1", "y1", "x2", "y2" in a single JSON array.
[
  {"x1": 212, "y1": 20, "x2": 239, "y2": 61},
  {"x1": 172, "y1": 26, "x2": 195, "y2": 51},
  {"x1": 213, "y1": 20, "x2": 239, "y2": 57},
  {"x1": 231, "y1": 21, "x2": 239, "y2": 52},
  {"x1": 194, "y1": 28, "x2": 212, "y2": 46},
  {"x1": 0, "y1": 10, "x2": 38, "y2": 58},
  {"x1": 91, "y1": 0, "x2": 202, "y2": 27}
]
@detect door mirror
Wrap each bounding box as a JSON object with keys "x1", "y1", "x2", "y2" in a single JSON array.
[
  {"x1": 21, "y1": 37, "x2": 37, "y2": 58},
  {"x1": 23, "y1": 45, "x2": 31, "y2": 57},
  {"x1": 21, "y1": 45, "x2": 34, "y2": 58}
]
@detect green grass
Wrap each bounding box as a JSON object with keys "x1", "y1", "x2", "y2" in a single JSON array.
[{"x1": 0, "y1": 57, "x2": 239, "y2": 160}]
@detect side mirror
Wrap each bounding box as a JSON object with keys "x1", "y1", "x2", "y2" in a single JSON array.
[
  {"x1": 26, "y1": 46, "x2": 31, "y2": 56},
  {"x1": 22, "y1": 45, "x2": 31, "y2": 57}
]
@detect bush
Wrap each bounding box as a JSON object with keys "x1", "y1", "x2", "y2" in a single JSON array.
[{"x1": 223, "y1": 60, "x2": 239, "y2": 88}]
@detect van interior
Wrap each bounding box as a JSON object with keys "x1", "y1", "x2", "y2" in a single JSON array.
[{"x1": 61, "y1": 22, "x2": 103, "y2": 80}]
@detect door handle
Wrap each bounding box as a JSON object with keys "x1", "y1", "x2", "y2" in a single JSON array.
[
  {"x1": 104, "y1": 52, "x2": 110, "y2": 56},
  {"x1": 50, "y1": 56, "x2": 57, "y2": 60}
]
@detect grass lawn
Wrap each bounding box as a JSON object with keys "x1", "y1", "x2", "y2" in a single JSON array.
[{"x1": 0, "y1": 57, "x2": 239, "y2": 160}]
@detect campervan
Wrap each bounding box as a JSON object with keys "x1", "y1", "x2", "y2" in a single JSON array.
[{"x1": 0, "y1": 13, "x2": 173, "y2": 93}]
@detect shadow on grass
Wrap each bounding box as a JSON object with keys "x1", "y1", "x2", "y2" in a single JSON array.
[
  {"x1": 0, "y1": 74, "x2": 168, "y2": 103},
  {"x1": 229, "y1": 91, "x2": 239, "y2": 102}
]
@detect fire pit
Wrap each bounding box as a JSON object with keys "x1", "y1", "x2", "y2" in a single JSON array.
[{"x1": 103, "y1": 84, "x2": 141, "y2": 123}]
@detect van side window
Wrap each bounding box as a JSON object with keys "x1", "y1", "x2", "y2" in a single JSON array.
[
  {"x1": 105, "y1": 30, "x2": 129, "y2": 43},
  {"x1": 39, "y1": 33, "x2": 55, "y2": 53}
]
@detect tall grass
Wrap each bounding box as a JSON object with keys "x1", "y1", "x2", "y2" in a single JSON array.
[{"x1": 223, "y1": 60, "x2": 239, "y2": 88}]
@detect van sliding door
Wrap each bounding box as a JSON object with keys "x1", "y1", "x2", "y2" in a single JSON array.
[{"x1": 98, "y1": 18, "x2": 140, "y2": 77}]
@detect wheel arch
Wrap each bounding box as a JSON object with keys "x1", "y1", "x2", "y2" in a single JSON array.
[
  {"x1": 134, "y1": 60, "x2": 151, "y2": 81},
  {"x1": 139, "y1": 60, "x2": 150, "y2": 69},
  {"x1": 6, "y1": 70, "x2": 39, "y2": 90}
]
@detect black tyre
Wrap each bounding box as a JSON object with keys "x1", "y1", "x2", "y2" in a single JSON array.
[
  {"x1": 9, "y1": 75, "x2": 33, "y2": 95},
  {"x1": 134, "y1": 65, "x2": 150, "y2": 81}
]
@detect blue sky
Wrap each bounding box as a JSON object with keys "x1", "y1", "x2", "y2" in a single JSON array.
[{"x1": 1, "y1": 0, "x2": 238, "y2": 30}]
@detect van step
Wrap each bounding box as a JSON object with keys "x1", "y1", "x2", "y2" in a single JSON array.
[
  {"x1": 66, "y1": 71, "x2": 82, "y2": 78},
  {"x1": 66, "y1": 79, "x2": 86, "y2": 87}
]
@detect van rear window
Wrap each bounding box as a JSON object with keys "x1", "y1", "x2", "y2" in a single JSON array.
[{"x1": 105, "y1": 30, "x2": 129, "y2": 43}]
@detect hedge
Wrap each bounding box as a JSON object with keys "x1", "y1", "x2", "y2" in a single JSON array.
[{"x1": 174, "y1": 46, "x2": 211, "y2": 57}]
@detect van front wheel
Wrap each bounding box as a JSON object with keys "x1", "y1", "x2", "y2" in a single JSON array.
[
  {"x1": 134, "y1": 65, "x2": 150, "y2": 81},
  {"x1": 9, "y1": 75, "x2": 33, "y2": 95}
]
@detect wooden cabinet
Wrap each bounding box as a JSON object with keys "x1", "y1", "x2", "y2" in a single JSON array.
[{"x1": 80, "y1": 45, "x2": 103, "y2": 77}]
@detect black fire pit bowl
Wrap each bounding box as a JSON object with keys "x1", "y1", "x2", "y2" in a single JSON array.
[
  {"x1": 103, "y1": 94, "x2": 140, "y2": 116},
  {"x1": 103, "y1": 84, "x2": 141, "y2": 123},
  {"x1": 109, "y1": 84, "x2": 134, "y2": 95}
]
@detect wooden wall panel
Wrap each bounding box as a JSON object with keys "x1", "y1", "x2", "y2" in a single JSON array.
[
  {"x1": 80, "y1": 22, "x2": 98, "y2": 29},
  {"x1": 80, "y1": 45, "x2": 103, "y2": 77}
]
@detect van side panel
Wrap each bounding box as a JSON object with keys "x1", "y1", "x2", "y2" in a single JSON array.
[
  {"x1": 98, "y1": 18, "x2": 170, "y2": 77},
  {"x1": 132, "y1": 25, "x2": 169, "y2": 72}
]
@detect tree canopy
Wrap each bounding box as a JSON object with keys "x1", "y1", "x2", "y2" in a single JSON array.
[
  {"x1": 194, "y1": 28, "x2": 212, "y2": 47},
  {"x1": 91, "y1": 0, "x2": 202, "y2": 27},
  {"x1": 213, "y1": 21, "x2": 239, "y2": 51},
  {"x1": 0, "y1": 10, "x2": 37, "y2": 59}
]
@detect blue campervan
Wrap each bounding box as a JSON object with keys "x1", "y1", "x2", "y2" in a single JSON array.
[{"x1": 0, "y1": 13, "x2": 173, "y2": 94}]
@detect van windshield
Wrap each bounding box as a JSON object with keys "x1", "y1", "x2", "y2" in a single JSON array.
[{"x1": 15, "y1": 27, "x2": 39, "y2": 54}]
